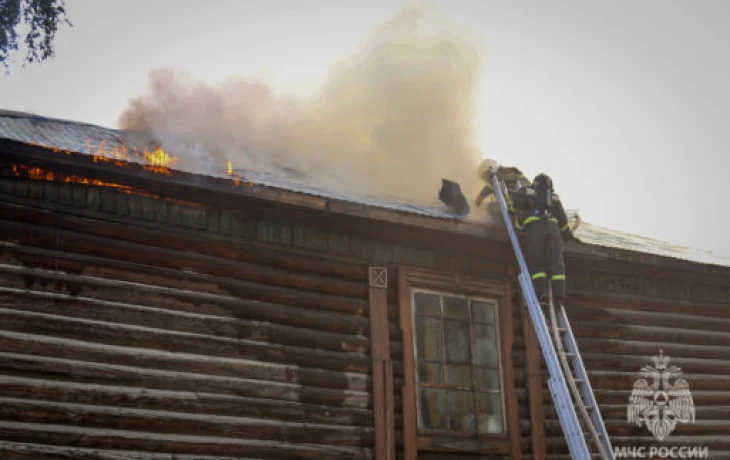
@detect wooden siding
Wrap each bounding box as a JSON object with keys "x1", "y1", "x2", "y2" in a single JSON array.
[
  {"x1": 539, "y1": 276, "x2": 730, "y2": 459},
  {"x1": 6, "y1": 155, "x2": 730, "y2": 459},
  {"x1": 0, "y1": 181, "x2": 379, "y2": 459},
  {"x1": 0, "y1": 173, "x2": 524, "y2": 459}
]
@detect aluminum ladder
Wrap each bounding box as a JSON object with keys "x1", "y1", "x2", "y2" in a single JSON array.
[{"x1": 490, "y1": 173, "x2": 615, "y2": 460}]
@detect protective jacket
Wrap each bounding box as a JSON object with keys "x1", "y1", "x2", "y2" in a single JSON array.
[{"x1": 476, "y1": 176, "x2": 573, "y2": 305}]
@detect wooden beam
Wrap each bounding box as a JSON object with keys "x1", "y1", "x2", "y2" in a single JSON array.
[
  {"x1": 523, "y1": 298, "x2": 546, "y2": 460},
  {"x1": 398, "y1": 267, "x2": 418, "y2": 460},
  {"x1": 500, "y1": 285, "x2": 522, "y2": 460},
  {"x1": 369, "y1": 267, "x2": 395, "y2": 460}
]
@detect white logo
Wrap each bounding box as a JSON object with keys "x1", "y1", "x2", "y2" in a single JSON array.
[{"x1": 628, "y1": 350, "x2": 695, "y2": 441}]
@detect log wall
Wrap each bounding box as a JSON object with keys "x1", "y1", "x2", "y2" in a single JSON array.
[
  {"x1": 0, "y1": 170, "x2": 521, "y2": 459},
  {"x1": 538, "y1": 264, "x2": 730, "y2": 459},
  {"x1": 0, "y1": 177, "x2": 380, "y2": 459},
  {"x1": 4, "y1": 155, "x2": 730, "y2": 459}
]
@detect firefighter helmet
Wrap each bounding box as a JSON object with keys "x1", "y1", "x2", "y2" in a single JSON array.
[{"x1": 477, "y1": 159, "x2": 500, "y2": 181}]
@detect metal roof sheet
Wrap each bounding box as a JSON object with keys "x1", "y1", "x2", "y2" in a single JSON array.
[{"x1": 2, "y1": 110, "x2": 729, "y2": 268}]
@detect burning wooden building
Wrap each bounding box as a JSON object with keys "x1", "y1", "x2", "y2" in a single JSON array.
[{"x1": 1, "y1": 110, "x2": 729, "y2": 459}]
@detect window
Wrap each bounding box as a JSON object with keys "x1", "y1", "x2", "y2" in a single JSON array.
[
  {"x1": 412, "y1": 290, "x2": 505, "y2": 436},
  {"x1": 398, "y1": 266, "x2": 518, "y2": 458}
]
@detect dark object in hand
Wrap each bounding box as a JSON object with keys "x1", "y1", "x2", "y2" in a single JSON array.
[
  {"x1": 562, "y1": 228, "x2": 577, "y2": 242},
  {"x1": 439, "y1": 179, "x2": 470, "y2": 217}
]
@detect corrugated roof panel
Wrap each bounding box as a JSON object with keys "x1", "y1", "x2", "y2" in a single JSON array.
[{"x1": 1, "y1": 111, "x2": 729, "y2": 268}]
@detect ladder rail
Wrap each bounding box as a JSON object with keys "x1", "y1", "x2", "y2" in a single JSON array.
[
  {"x1": 490, "y1": 175, "x2": 591, "y2": 460},
  {"x1": 548, "y1": 302, "x2": 611, "y2": 460},
  {"x1": 557, "y1": 306, "x2": 615, "y2": 459}
]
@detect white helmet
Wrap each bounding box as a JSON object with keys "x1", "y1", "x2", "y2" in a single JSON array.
[{"x1": 477, "y1": 158, "x2": 500, "y2": 181}]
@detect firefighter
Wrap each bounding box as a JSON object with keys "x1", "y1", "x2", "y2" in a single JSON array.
[
  {"x1": 515, "y1": 173, "x2": 574, "y2": 306},
  {"x1": 475, "y1": 160, "x2": 575, "y2": 306}
]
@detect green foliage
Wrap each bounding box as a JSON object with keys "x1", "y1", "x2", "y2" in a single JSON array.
[{"x1": 0, "y1": 0, "x2": 72, "y2": 68}]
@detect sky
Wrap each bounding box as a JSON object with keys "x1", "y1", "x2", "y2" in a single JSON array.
[{"x1": 1, "y1": 0, "x2": 729, "y2": 257}]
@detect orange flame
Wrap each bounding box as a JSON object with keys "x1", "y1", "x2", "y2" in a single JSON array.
[{"x1": 12, "y1": 163, "x2": 134, "y2": 194}]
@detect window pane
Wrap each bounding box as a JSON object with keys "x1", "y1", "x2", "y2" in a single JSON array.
[
  {"x1": 448, "y1": 391, "x2": 476, "y2": 434},
  {"x1": 446, "y1": 364, "x2": 472, "y2": 388},
  {"x1": 415, "y1": 316, "x2": 442, "y2": 361},
  {"x1": 445, "y1": 321, "x2": 470, "y2": 364},
  {"x1": 419, "y1": 362, "x2": 443, "y2": 385},
  {"x1": 443, "y1": 296, "x2": 469, "y2": 320},
  {"x1": 476, "y1": 392, "x2": 504, "y2": 434},
  {"x1": 475, "y1": 368, "x2": 501, "y2": 390},
  {"x1": 473, "y1": 300, "x2": 496, "y2": 324},
  {"x1": 419, "y1": 389, "x2": 447, "y2": 430},
  {"x1": 473, "y1": 325, "x2": 499, "y2": 367},
  {"x1": 415, "y1": 292, "x2": 440, "y2": 317}
]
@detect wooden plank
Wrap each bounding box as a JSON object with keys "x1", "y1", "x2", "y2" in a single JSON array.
[
  {"x1": 0, "y1": 420, "x2": 373, "y2": 460},
  {"x1": 0, "y1": 199, "x2": 368, "y2": 282},
  {"x1": 397, "y1": 267, "x2": 417, "y2": 460},
  {"x1": 0, "y1": 220, "x2": 368, "y2": 300},
  {"x1": 568, "y1": 293, "x2": 730, "y2": 320},
  {"x1": 0, "y1": 351, "x2": 371, "y2": 409},
  {"x1": 0, "y1": 329, "x2": 369, "y2": 393},
  {"x1": 0, "y1": 285, "x2": 371, "y2": 355},
  {"x1": 566, "y1": 304, "x2": 730, "y2": 335},
  {"x1": 500, "y1": 285, "x2": 523, "y2": 460},
  {"x1": 368, "y1": 267, "x2": 394, "y2": 460},
  {"x1": 523, "y1": 301, "x2": 546, "y2": 460},
  {"x1": 0, "y1": 396, "x2": 373, "y2": 446},
  {"x1": 0, "y1": 375, "x2": 373, "y2": 427},
  {"x1": 0, "y1": 267, "x2": 372, "y2": 337},
  {"x1": 0, "y1": 307, "x2": 372, "y2": 375},
  {"x1": 0, "y1": 441, "x2": 260, "y2": 460}
]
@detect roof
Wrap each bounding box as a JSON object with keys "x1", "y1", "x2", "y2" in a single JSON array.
[{"x1": 2, "y1": 110, "x2": 729, "y2": 269}]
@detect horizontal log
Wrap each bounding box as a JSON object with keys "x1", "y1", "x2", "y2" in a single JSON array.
[
  {"x1": 539, "y1": 375, "x2": 730, "y2": 395},
  {"x1": 569, "y1": 319, "x2": 730, "y2": 349},
  {"x1": 0, "y1": 240, "x2": 370, "y2": 318},
  {"x1": 0, "y1": 352, "x2": 371, "y2": 410},
  {"x1": 0, "y1": 396, "x2": 373, "y2": 447},
  {"x1": 543, "y1": 404, "x2": 730, "y2": 422},
  {"x1": 541, "y1": 389, "x2": 730, "y2": 408},
  {"x1": 0, "y1": 268, "x2": 372, "y2": 338},
  {"x1": 0, "y1": 440, "x2": 260, "y2": 460},
  {"x1": 586, "y1": 371, "x2": 730, "y2": 392},
  {"x1": 0, "y1": 375, "x2": 372, "y2": 427},
  {"x1": 0, "y1": 329, "x2": 370, "y2": 393},
  {"x1": 0, "y1": 307, "x2": 372, "y2": 375},
  {"x1": 0, "y1": 286, "x2": 370, "y2": 355},
  {"x1": 570, "y1": 338, "x2": 730, "y2": 363},
  {"x1": 546, "y1": 434, "x2": 730, "y2": 451},
  {"x1": 568, "y1": 294, "x2": 730, "y2": 321},
  {"x1": 0, "y1": 206, "x2": 367, "y2": 285},
  {"x1": 569, "y1": 352, "x2": 730, "y2": 376},
  {"x1": 0, "y1": 212, "x2": 367, "y2": 292},
  {"x1": 0, "y1": 420, "x2": 373, "y2": 460},
  {"x1": 566, "y1": 304, "x2": 730, "y2": 335},
  {"x1": 544, "y1": 419, "x2": 730, "y2": 437},
  {"x1": 547, "y1": 455, "x2": 730, "y2": 460}
]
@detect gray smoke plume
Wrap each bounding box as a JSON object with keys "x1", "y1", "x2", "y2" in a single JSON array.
[{"x1": 118, "y1": 2, "x2": 485, "y2": 207}]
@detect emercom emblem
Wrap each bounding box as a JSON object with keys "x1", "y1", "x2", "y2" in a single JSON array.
[{"x1": 627, "y1": 350, "x2": 695, "y2": 441}]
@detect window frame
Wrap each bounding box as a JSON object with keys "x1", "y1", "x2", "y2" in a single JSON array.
[
  {"x1": 411, "y1": 288, "x2": 506, "y2": 436},
  {"x1": 398, "y1": 265, "x2": 520, "y2": 458}
]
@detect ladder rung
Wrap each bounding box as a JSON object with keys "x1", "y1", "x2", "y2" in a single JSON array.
[{"x1": 573, "y1": 378, "x2": 584, "y2": 384}]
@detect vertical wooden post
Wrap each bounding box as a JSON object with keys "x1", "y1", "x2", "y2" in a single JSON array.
[
  {"x1": 523, "y1": 300, "x2": 546, "y2": 460},
  {"x1": 398, "y1": 268, "x2": 417, "y2": 460},
  {"x1": 369, "y1": 266, "x2": 395, "y2": 460},
  {"x1": 501, "y1": 287, "x2": 523, "y2": 460}
]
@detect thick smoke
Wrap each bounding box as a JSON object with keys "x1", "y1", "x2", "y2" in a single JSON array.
[{"x1": 119, "y1": 3, "x2": 484, "y2": 207}]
